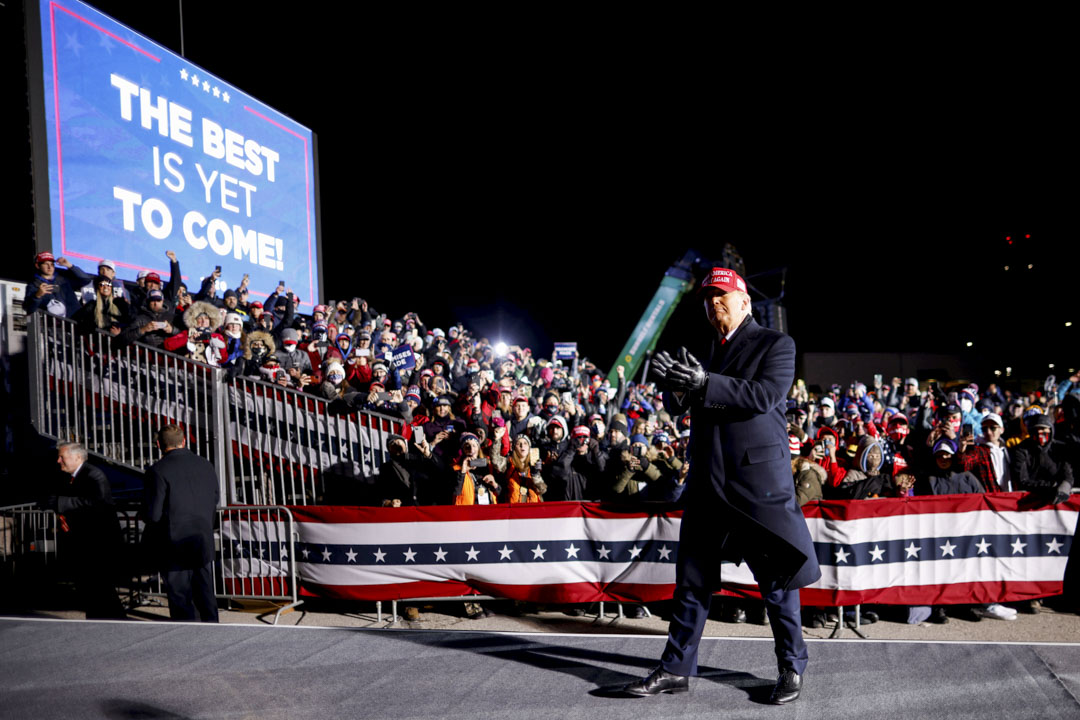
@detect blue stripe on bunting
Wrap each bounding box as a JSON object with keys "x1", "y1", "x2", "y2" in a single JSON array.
[
  {"x1": 813, "y1": 534, "x2": 1072, "y2": 567},
  {"x1": 288, "y1": 539, "x2": 679, "y2": 566}
]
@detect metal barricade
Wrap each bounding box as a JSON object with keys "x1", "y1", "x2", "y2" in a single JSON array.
[
  {"x1": 225, "y1": 375, "x2": 401, "y2": 505},
  {"x1": 27, "y1": 313, "x2": 228, "y2": 483},
  {"x1": 216, "y1": 505, "x2": 303, "y2": 624},
  {"x1": 0, "y1": 506, "x2": 58, "y2": 566}
]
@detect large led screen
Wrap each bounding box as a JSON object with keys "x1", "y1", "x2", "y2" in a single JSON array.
[{"x1": 26, "y1": 0, "x2": 321, "y2": 307}]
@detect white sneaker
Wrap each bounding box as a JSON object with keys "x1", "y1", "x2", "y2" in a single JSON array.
[{"x1": 977, "y1": 604, "x2": 1018, "y2": 620}]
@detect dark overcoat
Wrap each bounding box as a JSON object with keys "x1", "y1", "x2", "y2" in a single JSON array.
[
  {"x1": 671, "y1": 316, "x2": 821, "y2": 591},
  {"x1": 143, "y1": 448, "x2": 220, "y2": 571}
]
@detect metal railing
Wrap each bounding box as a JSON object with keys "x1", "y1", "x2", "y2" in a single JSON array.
[
  {"x1": 28, "y1": 313, "x2": 227, "y2": 483},
  {"x1": 27, "y1": 314, "x2": 403, "y2": 506},
  {"x1": 0, "y1": 505, "x2": 58, "y2": 565}
]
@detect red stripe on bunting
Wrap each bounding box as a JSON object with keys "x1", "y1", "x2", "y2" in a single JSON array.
[
  {"x1": 298, "y1": 580, "x2": 677, "y2": 603},
  {"x1": 288, "y1": 501, "x2": 682, "y2": 525},
  {"x1": 801, "y1": 493, "x2": 1080, "y2": 520}
]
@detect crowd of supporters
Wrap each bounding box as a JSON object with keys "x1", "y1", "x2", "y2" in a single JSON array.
[{"x1": 24, "y1": 248, "x2": 1080, "y2": 622}]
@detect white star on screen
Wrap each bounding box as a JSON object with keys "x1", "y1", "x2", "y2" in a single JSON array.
[
  {"x1": 213, "y1": 86, "x2": 221, "y2": 97},
  {"x1": 99, "y1": 34, "x2": 114, "y2": 54},
  {"x1": 202, "y1": 80, "x2": 211, "y2": 92},
  {"x1": 628, "y1": 546, "x2": 642, "y2": 559},
  {"x1": 433, "y1": 547, "x2": 448, "y2": 562},
  {"x1": 531, "y1": 545, "x2": 547, "y2": 560},
  {"x1": 321, "y1": 547, "x2": 332, "y2": 562},
  {"x1": 345, "y1": 548, "x2": 357, "y2": 563},
  {"x1": 64, "y1": 32, "x2": 83, "y2": 56},
  {"x1": 869, "y1": 545, "x2": 885, "y2": 562},
  {"x1": 466, "y1": 546, "x2": 480, "y2": 562},
  {"x1": 834, "y1": 547, "x2": 850, "y2": 564},
  {"x1": 565, "y1": 543, "x2": 580, "y2": 559},
  {"x1": 939, "y1": 541, "x2": 957, "y2": 557},
  {"x1": 1047, "y1": 538, "x2": 1064, "y2": 554},
  {"x1": 905, "y1": 542, "x2": 921, "y2": 559},
  {"x1": 222, "y1": 91, "x2": 231, "y2": 103},
  {"x1": 191, "y1": 74, "x2": 199, "y2": 86},
  {"x1": 373, "y1": 548, "x2": 386, "y2": 563},
  {"x1": 1011, "y1": 538, "x2": 1027, "y2": 555},
  {"x1": 597, "y1": 545, "x2": 611, "y2": 560},
  {"x1": 498, "y1": 545, "x2": 514, "y2": 560},
  {"x1": 975, "y1": 538, "x2": 992, "y2": 555},
  {"x1": 403, "y1": 547, "x2": 417, "y2": 562},
  {"x1": 657, "y1": 545, "x2": 672, "y2": 561},
  {"x1": 180, "y1": 68, "x2": 188, "y2": 81}
]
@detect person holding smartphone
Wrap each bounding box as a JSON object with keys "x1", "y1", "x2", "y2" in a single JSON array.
[{"x1": 450, "y1": 433, "x2": 500, "y2": 505}]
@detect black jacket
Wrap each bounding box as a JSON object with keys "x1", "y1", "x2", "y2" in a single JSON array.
[{"x1": 143, "y1": 447, "x2": 220, "y2": 570}]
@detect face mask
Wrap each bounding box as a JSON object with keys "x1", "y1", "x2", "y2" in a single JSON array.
[
  {"x1": 327, "y1": 372, "x2": 345, "y2": 385},
  {"x1": 284, "y1": 342, "x2": 297, "y2": 351},
  {"x1": 225, "y1": 326, "x2": 242, "y2": 339},
  {"x1": 888, "y1": 425, "x2": 909, "y2": 441},
  {"x1": 949, "y1": 418, "x2": 962, "y2": 433},
  {"x1": 960, "y1": 399, "x2": 973, "y2": 413},
  {"x1": 1036, "y1": 430, "x2": 1051, "y2": 446}
]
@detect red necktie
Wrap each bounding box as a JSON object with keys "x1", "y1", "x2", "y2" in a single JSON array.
[{"x1": 720, "y1": 337, "x2": 728, "y2": 346}]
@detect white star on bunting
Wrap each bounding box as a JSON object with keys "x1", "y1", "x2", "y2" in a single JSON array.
[
  {"x1": 531, "y1": 545, "x2": 547, "y2": 560},
  {"x1": 498, "y1": 545, "x2": 514, "y2": 560},
  {"x1": 628, "y1": 546, "x2": 642, "y2": 559},
  {"x1": 373, "y1": 548, "x2": 386, "y2": 563},
  {"x1": 301, "y1": 548, "x2": 310, "y2": 560},
  {"x1": 834, "y1": 547, "x2": 850, "y2": 564},
  {"x1": 975, "y1": 538, "x2": 991, "y2": 555},
  {"x1": 403, "y1": 548, "x2": 417, "y2": 562},
  {"x1": 345, "y1": 548, "x2": 357, "y2": 563},
  {"x1": 465, "y1": 546, "x2": 480, "y2": 562},
  {"x1": 869, "y1": 545, "x2": 885, "y2": 562},
  {"x1": 905, "y1": 542, "x2": 921, "y2": 559},
  {"x1": 1047, "y1": 538, "x2": 1064, "y2": 554},
  {"x1": 939, "y1": 541, "x2": 957, "y2": 557},
  {"x1": 658, "y1": 545, "x2": 672, "y2": 561},
  {"x1": 433, "y1": 547, "x2": 448, "y2": 562},
  {"x1": 321, "y1": 546, "x2": 332, "y2": 562},
  {"x1": 565, "y1": 543, "x2": 580, "y2": 559},
  {"x1": 597, "y1": 545, "x2": 611, "y2": 560},
  {"x1": 1011, "y1": 538, "x2": 1027, "y2": 555}
]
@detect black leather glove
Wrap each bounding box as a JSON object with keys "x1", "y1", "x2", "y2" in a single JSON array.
[
  {"x1": 1053, "y1": 480, "x2": 1072, "y2": 505},
  {"x1": 649, "y1": 350, "x2": 677, "y2": 387},
  {"x1": 667, "y1": 347, "x2": 708, "y2": 394}
]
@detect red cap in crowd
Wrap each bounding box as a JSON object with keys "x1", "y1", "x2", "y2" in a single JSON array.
[
  {"x1": 145, "y1": 272, "x2": 162, "y2": 284},
  {"x1": 700, "y1": 267, "x2": 747, "y2": 295},
  {"x1": 35, "y1": 252, "x2": 55, "y2": 264}
]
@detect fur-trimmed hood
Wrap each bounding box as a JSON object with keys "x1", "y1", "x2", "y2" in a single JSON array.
[
  {"x1": 242, "y1": 330, "x2": 277, "y2": 359},
  {"x1": 184, "y1": 300, "x2": 223, "y2": 331}
]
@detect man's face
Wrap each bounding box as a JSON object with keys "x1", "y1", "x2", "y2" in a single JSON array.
[
  {"x1": 57, "y1": 449, "x2": 79, "y2": 474},
  {"x1": 905, "y1": 383, "x2": 918, "y2": 396},
  {"x1": 37, "y1": 260, "x2": 55, "y2": 278},
  {"x1": 549, "y1": 425, "x2": 564, "y2": 442},
  {"x1": 703, "y1": 288, "x2": 746, "y2": 334},
  {"x1": 866, "y1": 446, "x2": 883, "y2": 472},
  {"x1": 982, "y1": 422, "x2": 1003, "y2": 442},
  {"x1": 98, "y1": 265, "x2": 115, "y2": 280},
  {"x1": 821, "y1": 404, "x2": 834, "y2": 418},
  {"x1": 224, "y1": 296, "x2": 237, "y2": 309},
  {"x1": 513, "y1": 401, "x2": 529, "y2": 419},
  {"x1": 389, "y1": 439, "x2": 407, "y2": 457},
  {"x1": 146, "y1": 279, "x2": 162, "y2": 292},
  {"x1": 609, "y1": 429, "x2": 625, "y2": 446},
  {"x1": 934, "y1": 451, "x2": 954, "y2": 470},
  {"x1": 149, "y1": 299, "x2": 164, "y2": 313}
]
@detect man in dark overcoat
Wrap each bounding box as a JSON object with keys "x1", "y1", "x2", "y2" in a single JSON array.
[
  {"x1": 142, "y1": 425, "x2": 220, "y2": 622},
  {"x1": 624, "y1": 267, "x2": 821, "y2": 705}
]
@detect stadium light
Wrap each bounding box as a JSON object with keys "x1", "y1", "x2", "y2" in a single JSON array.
[
  {"x1": 1049, "y1": 364, "x2": 1055, "y2": 369},
  {"x1": 994, "y1": 370, "x2": 1002, "y2": 377},
  {"x1": 966, "y1": 341, "x2": 973, "y2": 347},
  {"x1": 1066, "y1": 321, "x2": 1073, "y2": 327},
  {"x1": 494, "y1": 342, "x2": 508, "y2": 356}
]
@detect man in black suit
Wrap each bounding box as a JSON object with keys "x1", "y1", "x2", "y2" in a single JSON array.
[
  {"x1": 143, "y1": 425, "x2": 220, "y2": 622},
  {"x1": 624, "y1": 267, "x2": 821, "y2": 705},
  {"x1": 53, "y1": 442, "x2": 126, "y2": 619}
]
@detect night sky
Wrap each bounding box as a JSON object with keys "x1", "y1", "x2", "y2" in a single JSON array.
[{"x1": 3, "y1": 2, "x2": 1073, "y2": 382}]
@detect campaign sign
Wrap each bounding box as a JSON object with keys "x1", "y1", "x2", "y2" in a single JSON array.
[
  {"x1": 389, "y1": 345, "x2": 416, "y2": 371},
  {"x1": 553, "y1": 342, "x2": 578, "y2": 361},
  {"x1": 28, "y1": 0, "x2": 321, "y2": 308}
]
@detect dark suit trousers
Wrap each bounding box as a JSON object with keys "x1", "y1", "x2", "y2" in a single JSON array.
[
  {"x1": 165, "y1": 562, "x2": 219, "y2": 622},
  {"x1": 660, "y1": 556, "x2": 807, "y2": 677}
]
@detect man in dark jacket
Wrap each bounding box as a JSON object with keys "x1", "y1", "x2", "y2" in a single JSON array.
[
  {"x1": 23, "y1": 251, "x2": 80, "y2": 318},
  {"x1": 52, "y1": 442, "x2": 126, "y2": 619},
  {"x1": 121, "y1": 289, "x2": 179, "y2": 348},
  {"x1": 142, "y1": 425, "x2": 220, "y2": 622},
  {"x1": 625, "y1": 267, "x2": 820, "y2": 706},
  {"x1": 1011, "y1": 414, "x2": 1074, "y2": 505}
]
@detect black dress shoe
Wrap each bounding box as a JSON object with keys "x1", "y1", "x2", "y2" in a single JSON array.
[
  {"x1": 622, "y1": 667, "x2": 689, "y2": 696},
  {"x1": 725, "y1": 607, "x2": 748, "y2": 623},
  {"x1": 769, "y1": 669, "x2": 802, "y2": 705}
]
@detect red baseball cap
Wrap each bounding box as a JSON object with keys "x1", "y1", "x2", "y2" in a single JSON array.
[
  {"x1": 145, "y1": 272, "x2": 162, "y2": 284},
  {"x1": 35, "y1": 252, "x2": 55, "y2": 264},
  {"x1": 700, "y1": 267, "x2": 747, "y2": 295}
]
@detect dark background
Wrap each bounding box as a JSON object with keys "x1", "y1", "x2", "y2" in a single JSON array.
[{"x1": 2, "y1": 2, "x2": 1074, "y2": 383}]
